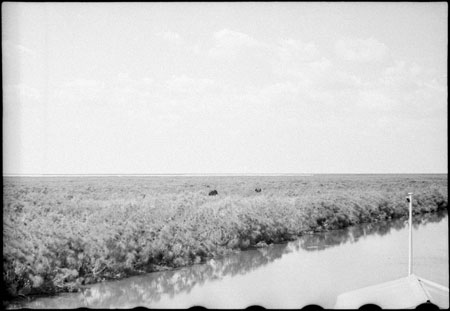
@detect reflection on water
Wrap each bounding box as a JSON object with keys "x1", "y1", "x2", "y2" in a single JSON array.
[
  {"x1": 13, "y1": 211, "x2": 448, "y2": 309},
  {"x1": 15, "y1": 242, "x2": 291, "y2": 308},
  {"x1": 297, "y1": 211, "x2": 447, "y2": 252},
  {"x1": 81, "y1": 243, "x2": 290, "y2": 308}
]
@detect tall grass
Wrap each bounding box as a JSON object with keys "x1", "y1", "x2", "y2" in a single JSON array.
[{"x1": 3, "y1": 175, "x2": 447, "y2": 300}]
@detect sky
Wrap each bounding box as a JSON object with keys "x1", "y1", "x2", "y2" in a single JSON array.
[{"x1": 2, "y1": 2, "x2": 448, "y2": 174}]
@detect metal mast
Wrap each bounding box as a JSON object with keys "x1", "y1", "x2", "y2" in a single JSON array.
[{"x1": 407, "y1": 192, "x2": 413, "y2": 275}]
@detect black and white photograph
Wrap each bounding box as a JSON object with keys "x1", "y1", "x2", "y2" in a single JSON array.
[{"x1": 2, "y1": 2, "x2": 448, "y2": 309}]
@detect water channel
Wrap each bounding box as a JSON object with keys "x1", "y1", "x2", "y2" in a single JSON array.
[{"x1": 10, "y1": 211, "x2": 448, "y2": 309}]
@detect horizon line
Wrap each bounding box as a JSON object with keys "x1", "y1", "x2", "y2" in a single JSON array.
[{"x1": 3, "y1": 172, "x2": 448, "y2": 177}]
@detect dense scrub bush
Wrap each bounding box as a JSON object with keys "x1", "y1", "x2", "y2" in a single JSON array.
[{"x1": 3, "y1": 174, "x2": 447, "y2": 301}]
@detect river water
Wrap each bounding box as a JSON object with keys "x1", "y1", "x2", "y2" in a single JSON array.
[{"x1": 11, "y1": 211, "x2": 448, "y2": 309}]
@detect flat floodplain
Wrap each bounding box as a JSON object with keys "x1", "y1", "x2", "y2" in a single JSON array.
[{"x1": 3, "y1": 174, "x2": 448, "y2": 303}]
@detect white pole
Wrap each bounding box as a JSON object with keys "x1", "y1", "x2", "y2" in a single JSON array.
[{"x1": 408, "y1": 192, "x2": 413, "y2": 276}]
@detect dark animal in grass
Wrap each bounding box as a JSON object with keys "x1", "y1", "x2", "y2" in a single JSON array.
[
  {"x1": 255, "y1": 188, "x2": 262, "y2": 193},
  {"x1": 208, "y1": 190, "x2": 218, "y2": 196}
]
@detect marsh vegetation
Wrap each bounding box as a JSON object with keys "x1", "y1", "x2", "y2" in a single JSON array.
[{"x1": 3, "y1": 174, "x2": 447, "y2": 302}]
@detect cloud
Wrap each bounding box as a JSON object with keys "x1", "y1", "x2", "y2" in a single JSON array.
[
  {"x1": 379, "y1": 60, "x2": 446, "y2": 115},
  {"x1": 164, "y1": 74, "x2": 216, "y2": 95},
  {"x1": 277, "y1": 38, "x2": 318, "y2": 62},
  {"x1": 52, "y1": 79, "x2": 105, "y2": 105},
  {"x1": 208, "y1": 28, "x2": 264, "y2": 58},
  {"x1": 249, "y1": 81, "x2": 302, "y2": 113},
  {"x1": 308, "y1": 57, "x2": 332, "y2": 73},
  {"x1": 47, "y1": 74, "x2": 224, "y2": 127},
  {"x1": 270, "y1": 38, "x2": 326, "y2": 80},
  {"x1": 357, "y1": 90, "x2": 396, "y2": 112},
  {"x1": 341, "y1": 58, "x2": 447, "y2": 122},
  {"x1": 157, "y1": 31, "x2": 183, "y2": 44},
  {"x1": 381, "y1": 61, "x2": 427, "y2": 90},
  {"x1": 335, "y1": 37, "x2": 388, "y2": 62},
  {"x1": 274, "y1": 53, "x2": 361, "y2": 95}
]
